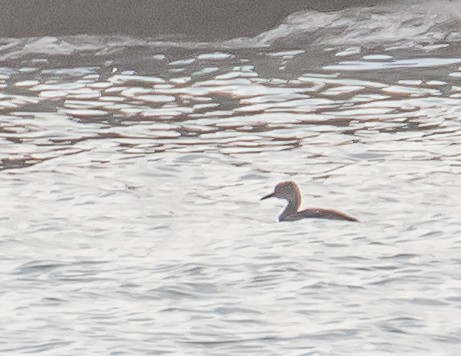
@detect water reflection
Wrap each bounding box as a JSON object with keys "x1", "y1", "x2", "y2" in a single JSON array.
[{"x1": 1, "y1": 46, "x2": 460, "y2": 171}]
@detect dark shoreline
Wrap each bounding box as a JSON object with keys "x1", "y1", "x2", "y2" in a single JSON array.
[{"x1": 2, "y1": 0, "x2": 383, "y2": 40}]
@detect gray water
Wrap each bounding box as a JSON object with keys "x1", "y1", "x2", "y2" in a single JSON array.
[{"x1": 1, "y1": 1, "x2": 461, "y2": 355}]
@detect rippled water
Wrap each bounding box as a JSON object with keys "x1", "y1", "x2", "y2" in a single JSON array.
[{"x1": 2, "y1": 1, "x2": 461, "y2": 355}]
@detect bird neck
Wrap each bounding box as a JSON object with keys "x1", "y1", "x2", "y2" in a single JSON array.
[{"x1": 279, "y1": 195, "x2": 300, "y2": 221}]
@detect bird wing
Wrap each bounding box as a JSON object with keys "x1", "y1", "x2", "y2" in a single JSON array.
[{"x1": 299, "y1": 208, "x2": 358, "y2": 222}]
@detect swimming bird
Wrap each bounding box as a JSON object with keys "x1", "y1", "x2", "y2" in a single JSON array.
[{"x1": 261, "y1": 181, "x2": 358, "y2": 222}]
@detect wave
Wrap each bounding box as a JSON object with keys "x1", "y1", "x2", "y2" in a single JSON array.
[
  {"x1": 1, "y1": 0, "x2": 461, "y2": 59},
  {"x1": 250, "y1": 0, "x2": 461, "y2": 48}
]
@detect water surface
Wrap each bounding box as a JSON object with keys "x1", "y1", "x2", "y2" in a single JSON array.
[{"x1": 1, "y1": 1, "x2": 461, "y2": 355}]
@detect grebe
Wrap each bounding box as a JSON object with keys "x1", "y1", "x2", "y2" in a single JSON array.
[{"x1": 261, "y1": 181, "x2": 358, "y2": 222}]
